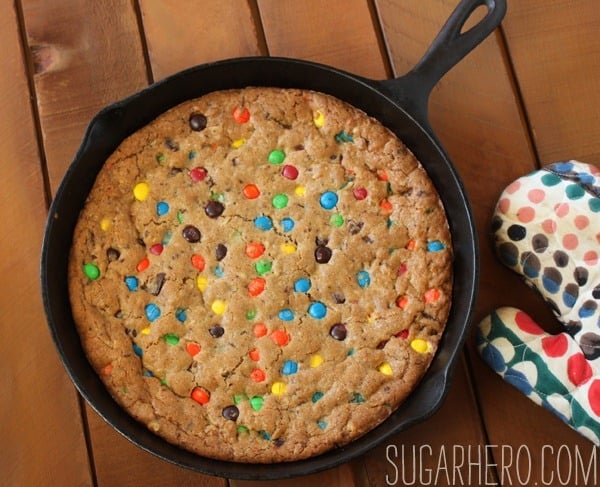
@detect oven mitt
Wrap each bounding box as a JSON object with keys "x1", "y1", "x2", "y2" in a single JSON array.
[{"x1": 476, "y1": 160, "x2": 600, "y2": 445}]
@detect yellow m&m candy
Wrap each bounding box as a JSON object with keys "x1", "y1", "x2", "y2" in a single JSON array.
[
  {"x1": 410, "y1": 339, "x2": 431, "y2": 354},
  {"x1": 313, "y1": 110, "x2": 325, "y2": 128},
  {"x1": 271, "y1": 382, "x2": 287, "y2": 395},
  {"x1": 310, "y1": 354, "x2": 323, "y2": 368},
  {"x1": 133, "y1": 182, "x2": 150, "y2": 201},
  {"x1": 211, "y1": 299, "x2": 227, "y2": 315}
]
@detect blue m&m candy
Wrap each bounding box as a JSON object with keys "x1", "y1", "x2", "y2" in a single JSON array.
[
  {"x1": 308, "y1": 301, "x2": 327, "y2": 319},
  {"x1": 254, "y1": 215, "x2": 273, "y2": 231},
  {"x1": 319, "y1": 191, "x2": 338, "y2": 210},
  {"x1": 294, "y1": 277, "x2": 311, "y2": 293}
]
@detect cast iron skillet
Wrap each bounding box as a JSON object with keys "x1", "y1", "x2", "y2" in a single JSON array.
[{"x1": 41, "y1": 0, "x2": 505, "y2": 480}]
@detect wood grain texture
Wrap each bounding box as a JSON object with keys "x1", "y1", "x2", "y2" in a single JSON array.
[
  {"x1": 257, "y1": 0, "x2": 390, "y2": 79},
  {"x1": 0, "y1": 2, "x2": 92, "y2": 486},
  {"x1": 139, "y1": 0, "x2": 266, "y2": 81},
  {"x1": 21, "y1": 0, "x2": 149, "y2": 194},
  {"x1": 86, "y1": 408, "x2": 227, "y2": 487},
  {"x1": 502, "y1": 0, "x2": 600, "y2": 165}
]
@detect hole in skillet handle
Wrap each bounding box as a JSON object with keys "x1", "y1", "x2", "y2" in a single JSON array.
[{"x1": 379, "y1": 0, "x2": 507, "y2": 129}]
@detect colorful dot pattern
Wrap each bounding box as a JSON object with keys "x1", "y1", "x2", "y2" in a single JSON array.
[
  {"x1": 72, "y1": 88, "x2": 452, "y2": 456},
  {"x1": 478, "y1": 307, "x2": 600, "y2": 446},
  {"x1": 494, "y1": 160, "x2": 600, "y2": 353}
]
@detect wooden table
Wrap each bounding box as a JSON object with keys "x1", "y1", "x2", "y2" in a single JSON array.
[{"x1": 2, "y1": 1, "x2": 599, "y2": 485}]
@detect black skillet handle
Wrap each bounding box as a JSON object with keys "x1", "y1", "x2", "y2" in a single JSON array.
[{"x1": 380, "y1": 0, "x2": 506, "y2": 128}]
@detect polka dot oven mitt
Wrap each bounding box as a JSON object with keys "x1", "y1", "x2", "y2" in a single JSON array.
[{"x1": 477, "y1": 160, "x2": 600, "y2": 444}]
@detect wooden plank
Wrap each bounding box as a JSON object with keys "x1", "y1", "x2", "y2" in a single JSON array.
[
  {"x1": 0, "y1": 2, "x2": 92, "y2": 486},
  {"x1": 502, "y1": 0, "x2": 600, "y2": 165},
  {"x1": 257, "y1": 0, "x2": 390, "y2": 79},
  {"x1": 21, "y1": 0, "x2": 149, "y2": 195},
  {"x1": 86, "y1": 410, "x2": 227, "y2": 487},
  {"x1": 139, "y1": 0, "x2": 266, "y2": 81}
]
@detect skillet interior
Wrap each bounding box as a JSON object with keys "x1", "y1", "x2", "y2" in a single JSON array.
[{"x1": 41, "y1": 57, "x2": 478, "y2": 479}]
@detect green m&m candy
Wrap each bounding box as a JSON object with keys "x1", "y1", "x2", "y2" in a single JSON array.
[{"x1": 83, "y1": 262, "x2": 100, "y2": 280}]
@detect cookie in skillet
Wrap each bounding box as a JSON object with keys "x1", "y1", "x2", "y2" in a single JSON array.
[{"x1": 68, "y1": 87, "x2": 453, "y2": 462}]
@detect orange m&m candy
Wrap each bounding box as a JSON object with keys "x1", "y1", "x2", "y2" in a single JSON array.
[
  {"x1": 270, "y1": 329, "x2": 290, "y2": 346},
  {"x1": 253, "y1": 323, "x2": 268, "y2": 338},
  {"x1": 248, "y1": 277, "x2": 266, "y2": 297},
  {"x1": 250, "y1": 368, "x2": 266, "y2": 382},
  {"x1": 245, "y1": 242, "x2": 265, "y2": 259},
  {"x1": 233, "y1": 106, "x2": 250, "y2": 123},
  {"x1": 191, "y1": 387, "x2": 210, "y2": 405},
  {"x1": 243, "y1": 184, "x2": 260, "y2": 199}
]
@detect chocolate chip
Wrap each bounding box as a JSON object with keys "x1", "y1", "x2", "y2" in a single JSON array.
[
  {"x1": 144, "y1": 272, "x2": 166, "y2": 296},
  {"x1": 216, "y1": 243, "x2": 228, "y2": 261},
  {"x1": 593, "y1": 286, "x2": 600, "y2": 300},
  {"x1": 273, "y1": 438, "x2": 285, "y2": 447},
  {"x1": 106, "y1": 247, "x2": 120, "y2": 261},
  {"x1": 189, "y1": 113, "x2": 207, "y2": 131},
  {"x1": 209, "y1": 324, "x2": 224, "y2": 338},
  {"x1": 315, "y1": 245, "x2": 332, "y2": 264},
  {"x1": 182, "y1": 225, "x2": 201, "y2": 243},
  {"x1": 582, "y1": 300, "x2": 598, "y2": 314},
  {"x1": 347, "y1": 220, "x2": 364, "y2": 235},
  {"x1": 332, "y1": 292, "x2": 345, "y2": 304},
  {"x1": 315, "y1": 236, "x2": 328, "y2": 246},
  {"x1": 222, "y1": 405, "x2": 239, "y2": 421},
  {"x1": 205, "y1": 201, "x2": 225, "y2": 218},
  {"x1": 329, "y1": 323, "x2": 347, "y2": 340},
  {"x1": 165, "y1": 138, "x2": 179, "y2": 151}
]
